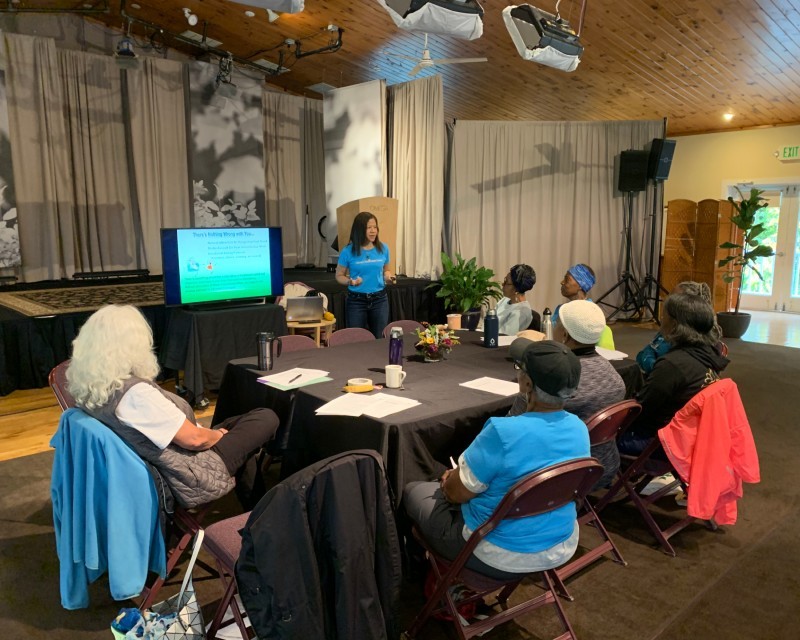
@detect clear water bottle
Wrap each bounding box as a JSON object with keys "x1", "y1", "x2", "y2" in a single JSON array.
[
  {"x1": 484, "y1": 309, "x2": 499, "y2": 348},
  {"x1": 389, "y1": 327, "x2": 404, "y2": 365},
  {"x1": 542, "y1": 308, "x2": 553, "y2": 340}
]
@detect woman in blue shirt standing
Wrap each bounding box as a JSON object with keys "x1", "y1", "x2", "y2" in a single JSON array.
[{"x1": 336, "y1": 211, "x2": 394, "y2": 338}]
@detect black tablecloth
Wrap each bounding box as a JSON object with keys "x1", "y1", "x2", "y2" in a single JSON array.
[
  {"x1": 214, "y1": 332, "x2": 517, "y2": 499},
  {"x1": 160, "y1": 304, "x2": 287, "y2": 402}
]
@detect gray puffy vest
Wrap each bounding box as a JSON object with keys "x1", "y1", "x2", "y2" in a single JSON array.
[{"x1": 83, "y1": 378, "x2": 234, "y2": 508}]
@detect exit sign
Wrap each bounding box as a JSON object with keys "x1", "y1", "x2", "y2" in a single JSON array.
[{"x1": 779, "y1": 145, "x2": 800, "y2": 161}]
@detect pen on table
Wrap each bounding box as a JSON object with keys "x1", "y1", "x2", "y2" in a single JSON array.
[
  {"x1": 288, "y1": 374, "x2": 302, "y2": 383},
  {"x1": 449, "y1": 456, "x2": 457, "y2": 469}
]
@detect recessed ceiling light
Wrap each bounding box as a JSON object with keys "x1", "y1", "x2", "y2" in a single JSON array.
[
  {"x1": 131, "y1": 2, "x2": 141, "y2": 8},
  {"x1": 245, "y1": 10, "x2": 255, "y2": 18},
  {"x1": 723, "y1": 112, "x2": 734, "y2": 122}
]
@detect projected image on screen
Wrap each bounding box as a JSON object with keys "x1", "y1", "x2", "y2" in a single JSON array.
[
  {"x1": 178, "y1": 229, "x2": 272, "y2": 303},
  {"x1": 161, "y1": 227, "x2": 284, "y2": 306}
]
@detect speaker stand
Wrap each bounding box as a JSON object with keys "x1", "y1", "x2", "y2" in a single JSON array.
[{"x1": 596, "y1": 191, "x2": 658, "y2": 321}]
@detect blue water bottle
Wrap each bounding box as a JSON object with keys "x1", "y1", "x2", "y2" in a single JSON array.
[
  {"x1": 484, "y1": 309, "x2": 499, "y2": 348},
  {"x1": 389, "y1": 327, "x2": 404, "y2": 365}
]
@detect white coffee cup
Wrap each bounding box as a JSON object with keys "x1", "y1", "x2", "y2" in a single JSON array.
[{"x1": 385, "y1": 364, "x2": 407, "y2": 389}]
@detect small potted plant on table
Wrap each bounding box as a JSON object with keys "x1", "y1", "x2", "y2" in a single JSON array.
[{"x1": 717, "y1": 187, "x2": 775, "y2": 338}]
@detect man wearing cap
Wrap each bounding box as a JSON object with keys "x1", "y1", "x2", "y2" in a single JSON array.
[
  {"x1": 404, "y1": 340, "x2": 590, "y2": 579},
  {"x1": 511, "y1": 300, "x2": 626, "y2": 488}
]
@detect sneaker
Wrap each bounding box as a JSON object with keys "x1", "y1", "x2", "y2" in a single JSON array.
[{"x1": 640, "y1": 473, "x2": 682, "y2": 496}]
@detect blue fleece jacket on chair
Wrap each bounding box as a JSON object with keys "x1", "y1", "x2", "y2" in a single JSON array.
[{"x1": 50, "y1": 408, "x2": 166, "y2": 609}]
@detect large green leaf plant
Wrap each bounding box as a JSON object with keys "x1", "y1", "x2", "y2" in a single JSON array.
[
  {"x1": 718, "y1": 187, "x2": 775, "y2": 314},
  {"x1": 428, "y1": 252, "x2": 502, "y2": 314}
]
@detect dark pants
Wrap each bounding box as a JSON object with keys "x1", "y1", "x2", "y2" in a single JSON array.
[
  {"x1": 212, "y1": 408, "x2": 279, "y2": 509},
  {"x1": 403, "y1": 481, "x2": 524, "y2": 581},
  {"x1": 346, "y1": 290, "x2": 389, "y2": 339}
]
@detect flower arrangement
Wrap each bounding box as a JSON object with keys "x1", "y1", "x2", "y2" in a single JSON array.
[{"x1": 414, "y1": 323, "x2": 460, "y2": 362}]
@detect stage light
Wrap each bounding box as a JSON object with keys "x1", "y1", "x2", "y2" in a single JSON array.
[
  {"x1": 723, "y1": 112, "x2": 734, "y2": 122},
  {"x1": 114, "y1": 24, "x2": 140, "y2": 70},
  {"x1": 215, "y1": 53, "x2": 237, "y2": 98},
  {"x1": 183, "y1": 7, "x2": 199, "y2": 26}
]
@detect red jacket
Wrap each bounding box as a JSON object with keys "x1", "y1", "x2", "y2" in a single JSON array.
[{"x1": 658, "y1": 379, "x2": 760, "y2": 525}]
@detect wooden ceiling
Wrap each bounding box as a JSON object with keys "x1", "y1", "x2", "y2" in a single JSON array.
[{"x1": 10, "y1": 0, "x2": 800, "y2": 135}]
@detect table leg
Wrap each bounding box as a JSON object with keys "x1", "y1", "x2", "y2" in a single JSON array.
[{"x1": 314, "y1": 327, "x2": 321, "y2": 347}]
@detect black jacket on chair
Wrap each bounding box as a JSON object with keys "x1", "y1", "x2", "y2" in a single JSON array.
[{"x1": 236, "y1": 450, "x2": 402, "y2": 639}]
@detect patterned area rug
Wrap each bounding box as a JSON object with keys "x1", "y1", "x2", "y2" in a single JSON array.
[{"x1": 0, "y1": 282, "x2": 165, "y2": 317}]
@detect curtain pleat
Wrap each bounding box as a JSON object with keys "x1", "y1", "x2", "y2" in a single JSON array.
[
  {"x1": 127, "y1": 57, "x2": 190, "y2": 275},
  {"x1": 263, "y1": 91, "x2": 325, "y2": 268},
  {"x1": 387, "y1": 75, "x2": 445, "y2": 278}
]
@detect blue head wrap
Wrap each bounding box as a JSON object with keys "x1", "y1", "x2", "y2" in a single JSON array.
[{"x1": 568, "y1": 264, "x2": 595, "y2": 293}]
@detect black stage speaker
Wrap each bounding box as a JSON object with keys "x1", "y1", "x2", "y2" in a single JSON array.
[
  {"x1": 618, "y1": 150, "x2": 649, "y2": 192},
  {"x1": 647, "y1": 138, "x2": 676, "y2": 181}
]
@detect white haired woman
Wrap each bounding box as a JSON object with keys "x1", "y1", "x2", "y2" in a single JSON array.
[{"x1": 67, "y1": 304, "x2": 279, "y2": 509}]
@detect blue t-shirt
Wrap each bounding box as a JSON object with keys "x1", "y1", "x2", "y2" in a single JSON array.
[
  {"x1": 338, "y1": 243, "x2": 390, "y2": 294},
  {"x1": 462, "y1": 411, "x2": 590, "y2": 553}
]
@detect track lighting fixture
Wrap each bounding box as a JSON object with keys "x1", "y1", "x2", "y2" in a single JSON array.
[
  {"x1": 114, "y1": 21, "x2": 140, "y2": 69},
  {"x1": 183, "y1": 7, "x2": 198, "y2": 26},
  {"x1": 266, "y1": 9, "x2": 280, "y2": 22}
]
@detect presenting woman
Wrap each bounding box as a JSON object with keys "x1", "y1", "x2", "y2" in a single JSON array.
[
  {"x1": 66, "y1": 305, "x2": 279, "y2": 509},
  {"x1": 336, "y1": 211, "x2": 394, "y2": 338},
  {"x1": 497, "y1": 264, "x2": 536, "y2": 335}
]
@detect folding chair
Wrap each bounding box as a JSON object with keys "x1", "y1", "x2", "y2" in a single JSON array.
[
  {"x1": 48, "y1": 361, "x2": 213, "y2": 610},
  {"x1": 552, "y1": 400, "x2": 641, "y2": 600},
  {"x1": 327, "y1": 327, "x2": 376, "y2": 347},
  {"x1": 204, "y1": 512, "x2": 252, "y2": 640},
  {"x1": 404, "y1": 458, "x2": 603, "y2": 640},
  {"x1": 381, "y1": 320, "x2": 424, "y2": 338}
]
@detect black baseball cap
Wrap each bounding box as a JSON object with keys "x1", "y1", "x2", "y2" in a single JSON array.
[{"x1": 509, "y1": 339, "x2": 581, "y2": 397}]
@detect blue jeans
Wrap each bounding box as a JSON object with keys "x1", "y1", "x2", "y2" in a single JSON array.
[{"x1": 346, "y1": 290, "x2": 388, "y2": 338}]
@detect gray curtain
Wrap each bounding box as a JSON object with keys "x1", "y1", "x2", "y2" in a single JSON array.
[
  {"x1": 387, "y1": 75, "x2": 445, "y2": 278},
  {"x1": 447, "y1": 119, "x2": 664, "y2": 313},
  {"x1": 263, "y1": 91, "x2": 325, "y2": 267},
  {"x1": 126, "y1": 57, "x2": 191, "y2": 275}
]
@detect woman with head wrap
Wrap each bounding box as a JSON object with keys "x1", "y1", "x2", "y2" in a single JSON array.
[
  {"x1": 635, "y1": 281, "x2": 723, "y2": 374},
  {"x1": 496, "y1": 264, "x2": 536, "y2": 335},
  {"x1": 552, "y1": 264, "x2": 596, "y2": 325}
]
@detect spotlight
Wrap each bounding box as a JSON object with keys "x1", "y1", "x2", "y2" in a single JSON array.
[
  {"x1": 183, "y1": 7, "x2": 198, "y2": 26},
  {"x1": 114, "y1": 36, "x2": 140, "y2": 70},
  {"x1": 215, "y1": 53, "x2": 237, "y2": 98},
  {"x1": 266, "y1": 9, "x2": 280, "y2": 23}
]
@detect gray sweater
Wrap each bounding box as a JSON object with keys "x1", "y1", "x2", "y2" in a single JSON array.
[{"x1": 83, "y1": 378, "x2": 234, "y2": 508}]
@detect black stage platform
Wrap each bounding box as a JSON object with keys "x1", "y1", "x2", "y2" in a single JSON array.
[{"x1": 0, "y1": 269, "x2": 442, "y2": 396}]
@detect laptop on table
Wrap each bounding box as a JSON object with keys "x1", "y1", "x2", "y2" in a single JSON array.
[{"x1": 285, "y1": 296, "x2": 324, "y2": 323}]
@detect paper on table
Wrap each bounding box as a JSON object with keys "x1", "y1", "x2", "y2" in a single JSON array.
[
  {"x1": 314, "y1": 393, "x2": 373, "y2": 417},
  {"x1": 258, "y1": 367, "x2": 329, "y2": 389},
  {"x1": 460, "y1": 376, "x2": 519, "y2": 397},
  {"x1": 498, "y1": 335, "x2": 516, "y2": 347},
  {"x1": 315, "y1": 392, "x2": 421, "y2": 418},
  {"x1": 261, "y1": 377, "x2": 332, "y2": 391},
  {"x1": 363, "y1": 393, "x2": 421, "y2": 419},
  {"x1": 595, "y1": 346, "x2": 628, "y2": 361}
]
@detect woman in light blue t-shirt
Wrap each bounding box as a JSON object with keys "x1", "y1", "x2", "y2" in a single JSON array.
[{"x1": 335, "y1": 212, "x2": 395, "y2": 338}]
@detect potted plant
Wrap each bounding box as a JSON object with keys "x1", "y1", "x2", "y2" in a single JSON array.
[
  {"x1": 717, "y1": 187, "x2": 775, "y2": 338},
  {"x1": 428, "y1": 253, "x2": 502, "y2": 330}
]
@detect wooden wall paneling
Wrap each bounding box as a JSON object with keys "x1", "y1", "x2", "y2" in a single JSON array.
[
  {"x1": 18, "y1": 0, "x2": 798, "y2": 135},
  {"x1": 663, "y1": 199, "x2": 697, "y2": 296}
]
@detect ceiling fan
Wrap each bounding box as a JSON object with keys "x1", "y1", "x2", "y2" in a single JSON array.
[{"x1": 386, "y1": 34, "x2": 487, "y2": 77}]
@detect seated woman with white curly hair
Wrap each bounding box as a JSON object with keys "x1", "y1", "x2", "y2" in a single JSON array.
[{"x1": 66, "y1": 304, "x2": 279, "y2": 509}]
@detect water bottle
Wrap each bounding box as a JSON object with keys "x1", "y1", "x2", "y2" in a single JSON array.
[
  {"x1": 389, "y1": 327, "x2": 404, "y2": 365},
  {"x1": 257, "y1": 332, "x2": 275, "y2": 370},
  {"x1": 542, "y1": 308, "x2": 553, "y2": 340},
  {"x1": 484, "y1": 309, "x2": 499, "y2": 348}
]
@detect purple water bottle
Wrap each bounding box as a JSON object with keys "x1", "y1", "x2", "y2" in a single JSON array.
[{"x1": 389, "y1": 327, "x2": 404, "y2": 365}]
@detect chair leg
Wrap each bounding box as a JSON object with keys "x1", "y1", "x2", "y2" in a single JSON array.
[{"x1": 207, "y1": 576, "x2": 238, "y2": 640}]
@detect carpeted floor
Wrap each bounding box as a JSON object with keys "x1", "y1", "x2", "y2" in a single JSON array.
[
  {"x1": 1, "y1": 325, "x2": 798, "y2": 639},
  {"x1": 0, "y1": 282, "x2": 165, "y2": 317}
]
